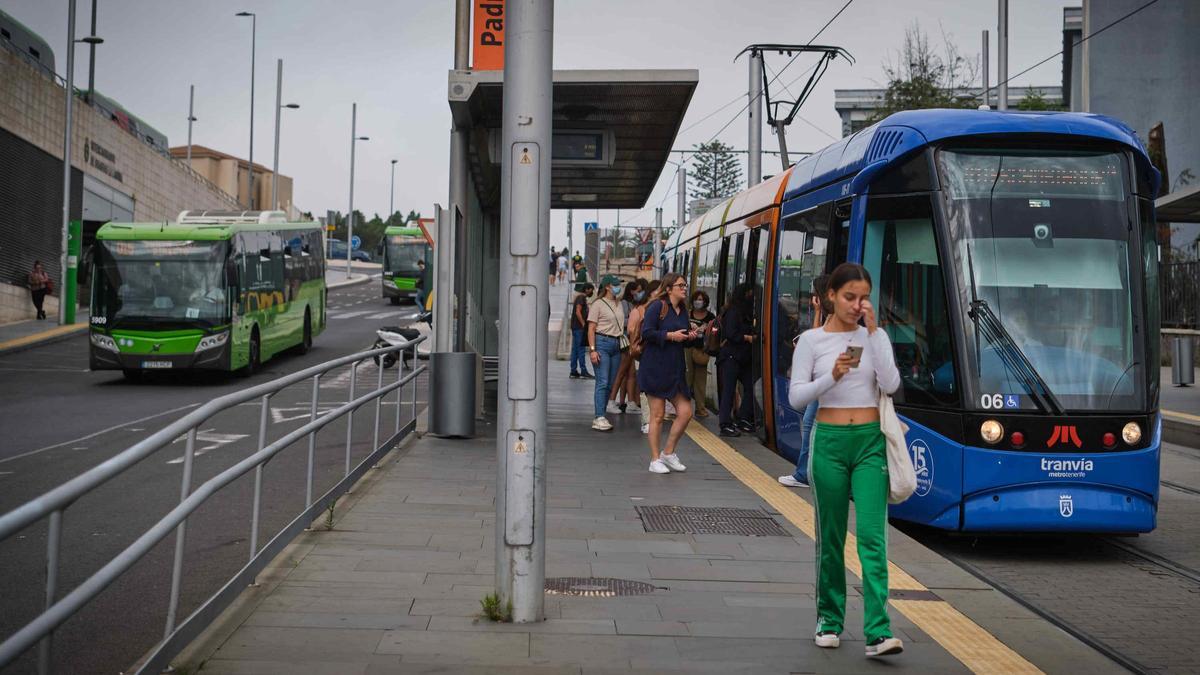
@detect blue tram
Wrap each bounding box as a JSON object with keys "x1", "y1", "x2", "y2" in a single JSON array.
[{"x1": 665, "y1": 109, "x2": 1161, "y2": 533}]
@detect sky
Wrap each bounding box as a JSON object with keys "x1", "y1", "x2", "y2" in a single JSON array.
[{"x1": 5, "y1": 0, "x2": 1078, "y2": 250}]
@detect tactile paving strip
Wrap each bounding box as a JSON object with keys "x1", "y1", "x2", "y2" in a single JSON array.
[
  {"x1": 635, "y1": 505, "x2": 790, "y2": 536},
  {"x1": 543, "y1": 577, "x2": 658, "y2": 597}
]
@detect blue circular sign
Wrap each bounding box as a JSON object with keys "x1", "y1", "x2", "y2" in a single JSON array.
[{"x1": 350, "y1": 235, "x2": 362, "y2": 251}]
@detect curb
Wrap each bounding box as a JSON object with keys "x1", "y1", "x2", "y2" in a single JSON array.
[
  {"x1": 327, "y1": 273, "x2": 373, "y2": 290},
  {"x1": 0, "y1": 322, "x2": 88, "y2": 356},
  {"x1": 1163, "y1": 410, "x2": 1200, "y2": 448}
]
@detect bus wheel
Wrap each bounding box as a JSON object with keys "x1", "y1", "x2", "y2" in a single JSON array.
[
  {"x1": 298, "y1": 311, "x2": 313, "y2": 354},
  {"x1": 389, "y1": 296, "x2": 400, "y2": 306},
  {"x1": 239, "y1": 329, "x2": 261, "y2": 377}
]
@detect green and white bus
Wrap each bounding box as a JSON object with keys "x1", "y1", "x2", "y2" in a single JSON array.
[
  {"x1": 89, "y1": 210, "x2": 326, "y2": 378},
  {"x1": 381, "y1": 226, "x2": 431, "y2": 305}
]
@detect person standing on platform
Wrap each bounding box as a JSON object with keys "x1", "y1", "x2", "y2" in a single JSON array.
[
  {"x1": 572, "y1": 260, "x2": 589, "y2": 292},
  {"x1": 414, "y1": 259, "x2": 430, "y2": 311},
  {"x1": 787, "y1": 262, "x2": 903, "y2": 658},
  {"x1": 780, "y1": 273, "x2": 831, "y2": 488},
  {"x1": 637, "y1": 273, "x2": 698, "y2": 473},
  {"x1": 587, "y1": 275, "x2": 626, "y2": 431},
  {"x1": 549, "y1": 251, "x2": 559, "y2": 287},
  {"x1": 685, "y1": 290, "x2": 715, "y2": 418},
  {"x1": 28, "y1": 260, "x2": 51, "y2": 320},
  {"x1": 637, "y1": 278, "x2": 663, "y2": 434},
  {"x1": 609, "y1": 278, "x2": 646, "y2": 414},
  {"x1": 556, "y1": 249, "x2": 569, "y2": 284},
  {"x1": 716, "y1": 283, "x2": 758, "y2": 437},
  {"x1": 569, "y1": 283, "x2": 594, "y2": 380}
]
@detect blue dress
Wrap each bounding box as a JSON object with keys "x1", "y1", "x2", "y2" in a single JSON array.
[{"x1": 637, "y1": 299, "x2": 698, "y2": 400}]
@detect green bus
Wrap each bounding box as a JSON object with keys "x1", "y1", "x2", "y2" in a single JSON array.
[
  {"x1": 381, "y1": 226, "x2": 431, "y2": 305},
  {"x1": 89, "y1": 210, "x2": 327, "y2": 378}
]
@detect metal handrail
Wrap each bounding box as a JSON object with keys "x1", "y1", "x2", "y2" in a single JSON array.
[{"x1": 0, "y1": 336, "x2": 427, "y2": 673}]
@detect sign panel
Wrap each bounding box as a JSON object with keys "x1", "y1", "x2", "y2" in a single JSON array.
[
  {"x1": 472, "y1": 0, "x2": 505, "y2": 70},
  {"x1": 351, "y1": 235, "x2": 362, "y2": 251},
  {"x1": 583, "y1": 221, "x2": 599, "y2": 232}
]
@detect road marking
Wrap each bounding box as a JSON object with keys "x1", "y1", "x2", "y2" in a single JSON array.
[
  {"x1": 166, "y1": 428, "x2": 249, "y2": 464},
  {"x1": 684, "y1": 421, "x2": 1043, "y2": 675},
  {"x1": 0, "y1": 403, "x2": 202, "y2": 465},
  {"x1": 270, "y1": 405, "x2": 339, "y2": 424},
  {"x1": 0, "y1": 367, "x2": 91, "y2": 373},
  {"x1": 328, "y1": 310, "x2": 375, "y2": 319}
]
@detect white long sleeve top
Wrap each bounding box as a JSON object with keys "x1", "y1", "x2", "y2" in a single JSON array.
[{"x1": 787, "y1": 325, "x2": 901, "y2": 410}]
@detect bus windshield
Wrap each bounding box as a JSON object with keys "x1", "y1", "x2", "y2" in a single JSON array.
[
  {"x1": 385, "y1": 236, "x2": 426, "y2": 275},
  {"x1": 937, "y1": 148, "x2": 1146, "y2": 412},
  {"x1": 93, "y1": 239, "x2": 231, "y2": 330}
]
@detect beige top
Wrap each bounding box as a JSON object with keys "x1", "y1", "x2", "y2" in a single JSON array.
[{"x1": 587, "y1": 297, "x2": 624, "y2": 338}]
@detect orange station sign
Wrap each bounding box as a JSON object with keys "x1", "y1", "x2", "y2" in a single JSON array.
[{"x1": 472, "y1": 1, "x2": 505, "y2": 70}]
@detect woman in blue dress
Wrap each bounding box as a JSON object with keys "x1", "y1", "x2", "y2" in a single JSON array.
[{"x1": 637, "y1": 272, "x2": 702, "y2": 474}]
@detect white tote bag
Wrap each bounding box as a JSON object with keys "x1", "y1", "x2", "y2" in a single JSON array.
[{"x1": 879, "y1": 389, "x2": 916, "y2": 504}]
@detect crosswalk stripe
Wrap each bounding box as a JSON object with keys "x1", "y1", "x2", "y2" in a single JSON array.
[{"x1": 328, "y1": 310, "x2": 375, "y2": 319}]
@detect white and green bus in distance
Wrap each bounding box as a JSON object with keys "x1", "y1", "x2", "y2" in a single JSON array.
[
  {"x1": 89, "y1": 210, "x2": 326, "y2": 378},
  {"x1": 381, "y1": 226, "x2": 431, "y2": 305}
]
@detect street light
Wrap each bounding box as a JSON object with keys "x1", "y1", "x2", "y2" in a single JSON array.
[
  {"x1": 389, "y1": 159, "x2": 398, "y2": 221},
  {"x1": 346, "y1": 102, "x2": 369, "y2": 278},
  {"x1": 57, "y1": 0, "x2": 103, "y2": 326},
  {"x1": 235, "y1": 11, "x2": 256, "y2": 210},
  {"x1": 186, "y1": 84, "x2": 197, "y2": 166},
  {"x1": 271, "y1": 58, "x2": 300, "y2": 212}
]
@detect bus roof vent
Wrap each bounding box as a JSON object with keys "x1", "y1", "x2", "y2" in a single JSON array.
[
  {"x1": 177, "y1": 210, "x2": 288, "y2": 225},
  {"x1": 865, "y1": 129, "x2": 905, "y2": 163}
]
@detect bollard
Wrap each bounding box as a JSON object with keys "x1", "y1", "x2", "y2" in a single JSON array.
[{"x1": 1172, "y1": 337, "x2": 1195, "y2": 387}]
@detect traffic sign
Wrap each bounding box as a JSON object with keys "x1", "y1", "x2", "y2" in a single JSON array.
[
  {"x1": 583, "y1": 221, "x2": 598, "y2": 232},
  {"x1": 351, "y1": 235, "x2": 362, "y2": 251}
]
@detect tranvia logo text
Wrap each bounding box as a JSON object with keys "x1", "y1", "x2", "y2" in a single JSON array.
[{"x1": 1041, "y1": 457, "x2": 1092, "y2": 478}]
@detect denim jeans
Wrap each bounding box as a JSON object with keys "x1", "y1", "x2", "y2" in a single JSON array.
[
  {"x1": 592, "y1": 335, "x2": 621, "y2": 417},
  {"x1": 792, "y1": 401, "x2": 819, "y2": 481},
  {"x1": 570, "y1": 327, "x2": 589, "y2": 375}
]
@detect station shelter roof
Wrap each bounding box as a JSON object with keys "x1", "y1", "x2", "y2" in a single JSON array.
[
  {"x1": 448, "y1": 69, "x2": 698, "y2": 210},
  {"x1": 1157, "y1": 183, "x2": 1200, "y2": 223}
]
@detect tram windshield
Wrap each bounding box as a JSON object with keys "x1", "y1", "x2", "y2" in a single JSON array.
[{"x1": 937, "y1": 148, "x2": 1147, "y2": 412}]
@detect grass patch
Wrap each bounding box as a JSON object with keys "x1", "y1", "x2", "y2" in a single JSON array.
[{"x1": 479, "y1": 593, "x2": 512, "y2": 622}]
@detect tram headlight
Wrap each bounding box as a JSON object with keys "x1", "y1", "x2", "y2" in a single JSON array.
[
  {"x1": 980, "y1": 419, "x2": 1004, "y2": 444},
  {"x1": 1121, "y1": 421, "x2": 1142, "y2": 446}
]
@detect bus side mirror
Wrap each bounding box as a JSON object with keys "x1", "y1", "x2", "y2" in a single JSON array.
[
  {"x1": 79, "y1": 246, "x2": 94, "y2": 281},
  {"x1": 259, "y1": 248, "x2": 271, "y2": 262}
]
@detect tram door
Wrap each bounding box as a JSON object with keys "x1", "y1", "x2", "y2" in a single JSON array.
[{"x1": 748, "y1": 228, "x2": 769, "y2": 439}]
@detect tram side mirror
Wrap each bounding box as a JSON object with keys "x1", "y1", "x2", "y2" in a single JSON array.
[
  {"x1": 1032, "y1": 224, "x2": 1053, "y2": 249},
  {"x1": 259, "y1": 248, "x2": 271, "y2": 262}
]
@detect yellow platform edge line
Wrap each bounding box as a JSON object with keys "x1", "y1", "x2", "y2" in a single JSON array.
[
  {"x1": 0, "y1": 323, "x2": 88, "y2": 352},
  {"x1": 685, "y1": 421, "x2": 1042, "y2": 675},
  {"x1": 1163, "y1": 409, "x2": 1200, "y2": 424}
]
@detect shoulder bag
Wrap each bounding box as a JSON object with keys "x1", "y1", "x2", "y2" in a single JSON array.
[
  {"x1": 602, "y1": 298, "x2": 630, "y2": 352},
  {"x1": 879, "y1": 388, "x2": 916, "y2": 504}
]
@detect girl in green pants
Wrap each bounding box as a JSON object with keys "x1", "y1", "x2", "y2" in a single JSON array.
[{"x1": 787, "y1": 263, "x2": 904, "y2": 658}]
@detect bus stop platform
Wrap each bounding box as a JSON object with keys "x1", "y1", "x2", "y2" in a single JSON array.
[{"x1": 184, "y1": 362, "x2": 1129, "y2": 674}]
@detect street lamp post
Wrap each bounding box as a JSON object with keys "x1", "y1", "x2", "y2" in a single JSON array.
[
  {"x1": 186, "y1": 84, "x2": 196, "y2": 166},
  {"x1": 389, "y1": 159, "x2": 398, "y2": 221},
  {"x1": 235, "y1": 11, "x2": 256, "y2": 210},
  {"x1": 271, "y1": 58, "x2": 299, "y2": 212},
  {"x1": 58, "y1": 0, "x2": 102, "y2": 326},
  {"x1": 346, "y1": 103, "x2": 369, "y2": 278}
]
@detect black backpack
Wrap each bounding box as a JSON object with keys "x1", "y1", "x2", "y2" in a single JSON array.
[{"x1": 704, "y1": 311, "x2": 724, "y2": 356}]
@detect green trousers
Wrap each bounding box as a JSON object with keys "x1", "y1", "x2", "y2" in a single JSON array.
[{"x1": 809, "y1": 421, "x2": 891, "y2": 642}]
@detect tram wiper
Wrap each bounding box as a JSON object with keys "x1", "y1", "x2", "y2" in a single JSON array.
[{"x1": 965, "y1": 246, "x2": 1065, "y2": 416}]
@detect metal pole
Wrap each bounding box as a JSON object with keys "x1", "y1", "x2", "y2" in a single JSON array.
[
  {"x1": 982, "y1": 31, "x2": 990, "y2": 109},
  {"x1": 396, "y1": 348, "x2": 404, "y2": 432},
  {"x1": 347, "y1": 103, "x2": 357, "y2": 279},
  {"x1": 653, "y1": 208, "x2": 663, "y2": 275},
  {"x1": 373, "y1": 355, "x2": 384, "y2": 452},
  {"x1": 249, "y1": 394, "x2": 269, "y2": 561},
  {"x1": 164, "y1": 427, "x2": 196, "y2": 639},
  {"x1": 747, "y1": 48, "x2": 762, "y2": 187},
  {"x1": 306, "y1": 374, "x2": 320, "y2": 508},
  {"x1": 389, "y1": 160, "x2": 397, "y2": 219},
  {"x1": 271, "y1": 58, "x2": 282, "y2": 211},
  {"x1": 38, "y1": 509, "x2": 63, "y2": 675},
  {"x1": 58, "y1": 0, "x2": 77, "y2": 326},
  {"x1": 496, "y1": 0, "x2": 552, "y2": 624},
  {"x1": 433, "y1": 204, "x2": 453, "y2": 350},
  {"x1": 86, "y1": 0, "x2": 96, "y2": 104},
  {"x1": 345, "y1": 362, "x2": 357, "y2": 478},
  {"x1": 454, "y1": 0, "x2": 470, "y2": 69},
  {"x1": 248, "y1": 14, "x2": 256, "y2": 208},
  {"x1": 677, "y1": 166, "x2": 687, "y2": 239},
  {"x1": 186, "y1": 84, "x2": 195, "y2": 166},
  {"x1": 997, "y1": 0, "x2": 1008, "y2": 111},
  {"x1": 774, "y1": 121, "x2": 791, "y2": 170},
  {"x1": 567, "y1": 209, "x2": 574, "y2": 263},
  {"x1": 450, "y1": 133, "x2": 469, "y2": 351},
  {"x1": 1081, "y1": 0, "x2": 1091, "y2": 112}
]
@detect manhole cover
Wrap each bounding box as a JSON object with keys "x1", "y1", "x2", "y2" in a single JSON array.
[
  {"x1": 544, "y1": 577, "x2": 658, "y2": 597},
  {"x1": 635, "y1": 505, "x2": 790, "y2": 536}
]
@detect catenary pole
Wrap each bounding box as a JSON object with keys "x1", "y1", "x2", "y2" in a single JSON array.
[
  {"x1": 747, "y1": 48, "x2": 762, "y2": 187},
  {"x1": 347, "y1": 103, "x2": 357, "y2": 279},
  {"x1": 271, "y1": 59, "x2": 282, "y2": 211},
  {"x1": 982, "y1": 30, "x2": 990, "y2": 109},
  {"x1": 86, "y1": 0, "x2": 97, "y2": 104},
  {"x1": 997, "y1": 0, "x2": 1008, "y2": 110},
  {"x1": 654, "y1": 207, "x2": 663, "y2": 274},
  {"x1": 496, "y1": 0, "x2": 553, "y2": 624},
  {"x1": 677, "y1": 166, "x2": 687, "y2": 244},
  {"x1": 186, "y1": 85, "x2": 195, "y2": 166}
]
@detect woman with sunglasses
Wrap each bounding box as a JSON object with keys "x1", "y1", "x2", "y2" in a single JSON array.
[{"x1": 636, "y1": 273, "x2": 700, "y2": 474}]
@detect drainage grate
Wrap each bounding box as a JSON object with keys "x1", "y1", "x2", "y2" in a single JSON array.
[
  {"x1": 544, "y1": 577, "x2": 658, "y2": 597},
  {"x1": 635, "y1": 505, "x2": 790, "y2": 536}
]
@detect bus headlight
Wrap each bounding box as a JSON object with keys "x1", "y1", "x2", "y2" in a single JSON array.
[
  {"x1": 195, "y1": 332, "x2": 230, "y2": 352},
  {"x1": 980, "y1": 419, "x2": 1004, "y2": 444},
  {"x1": 1121, "y1": 421, "x2": 1142, "y2": 446},
  {"x1": 90, "y1": 333, "x2": 118, "y2": 352}
]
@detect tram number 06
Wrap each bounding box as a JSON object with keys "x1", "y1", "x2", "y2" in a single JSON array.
[{"x1": 980, "y1": 394, "x2": 1005, "y2": 410}]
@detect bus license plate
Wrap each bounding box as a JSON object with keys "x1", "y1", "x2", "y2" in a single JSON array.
[{"x1": 142, "y1": 360, "x2": 173, "y2": 369}]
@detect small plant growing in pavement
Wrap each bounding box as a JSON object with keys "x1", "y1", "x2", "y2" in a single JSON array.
[
  {"x1": 324, "y1": 503, "x2": 335, "y2": 530},
  {"x1": 480, "y1": 593, "x2": 512, "y2": 622}
]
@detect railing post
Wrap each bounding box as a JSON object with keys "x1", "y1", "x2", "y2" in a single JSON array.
[
  {"x1": 249, "y1": 394, "x2": 271, "y2": 565},
  {"x1": 164, "y1": 427, "x2": 197, "y2": 640},
  {"x1": 306, "y1": 374, "x2": 320, "y2": 509},
  {"x1": 345, "y1": 362, "x2": 358, "y2": 479},
  {"x1": 411, "y1": 344, "x2": 419, "y2": 421},
  {"x1": 395, "y1": 346, "x2": 404, "y2": 433},
  {"x1": 373, "y1": 353, "x2": 384, "y2": 452},
  {"x1": 37, "y1": 509, "x2": 63, "y2": 675}
]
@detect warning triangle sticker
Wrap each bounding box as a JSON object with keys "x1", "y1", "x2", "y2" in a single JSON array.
[{"x1": 519, "y1": 152, "x2": 533, "y2": 165}]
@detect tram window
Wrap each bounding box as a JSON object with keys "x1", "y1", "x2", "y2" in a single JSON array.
[
  {"x1": 862, "y1": 195, "x2": 958, "y2": 407},
  {"x1": 695, "y1": 230, "x2": 721, "y2": 306},
  {"x1": 774, "y1": 204, "x2": 831, "y2": 378},
  {"x1": 830, "y1": 199, "x2": 851, "y2": 270},
  {"x1": 723, "y1": 233, "x2": 744, "y2": 309},
  {"x1": 870, "y1": 150, "x2": 934, "y2": 194}
]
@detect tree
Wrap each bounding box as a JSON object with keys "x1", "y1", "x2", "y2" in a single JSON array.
[
  {"x1": 1017, "y1": 88, "x2": 1065, "y2": 111},
  {"x1": 689, "y1": 141, "x2": 743, "y2": 200},
  {"x1": 870, "y1": 24, "x2": 979, "y2": 122}
]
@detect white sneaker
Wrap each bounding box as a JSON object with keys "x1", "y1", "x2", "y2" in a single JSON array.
[
  {"x1": 627, "y1": 403, "x2": 641, "y2": 413},
  {"x1": 814, "y1": 631, "x2": 840, "y2": 648},
  {"x1": 592, "y1": 416, "x2": 612, "y2": 431},
  {"x1": 865, "y1": 636, "x2": 903, "y2": 657},
  {"x1": 606, "y1": 401, "x2": 621, "y2": 415},
  {"x1": 660, "y1": 453, "x2": 686, "y2": 472},
  {"x1": 648, "y1": 459, "x2": 670, "y2": 474},
  {"x1": 640, "y1": 423, "x2": 649, "y2": 434},
  {"x1": 778, "y1": 475, "x2": 809, "y2": 488}
]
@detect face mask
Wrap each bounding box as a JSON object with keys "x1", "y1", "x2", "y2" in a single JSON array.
[
  {"x1": 694, "y1": 300, "x2": 706, "y2": 309},
  {"x1": 611, "y1": 286, "x2": 622, "y2": 296},
  {"x1": 633, "y1": 291, "x2": 646, "y2": 301}
]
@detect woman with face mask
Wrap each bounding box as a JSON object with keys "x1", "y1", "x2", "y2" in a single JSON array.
[
  {"x1": 685, "y1": 290, "x2": 715, "y2": 418},
  {"x1": 587, "y1": 275, "x2": 628, "y2": 431},
  {"x1": 609, "y1": 279, "x2": 647, "y2": 415}
]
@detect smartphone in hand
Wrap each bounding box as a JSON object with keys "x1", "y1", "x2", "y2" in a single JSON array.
[{"x1": 844, "y1": 345, "x2": 864, "y2": 368}]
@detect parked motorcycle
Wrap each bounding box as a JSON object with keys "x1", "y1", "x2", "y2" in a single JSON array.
[{"x1": 372, "y1": 326, "x2": 420, "y2": 368}]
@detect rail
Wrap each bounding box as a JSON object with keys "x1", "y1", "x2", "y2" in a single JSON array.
[{"x1": 0, "y1": 336, "x2": 427, "y2": 674}]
